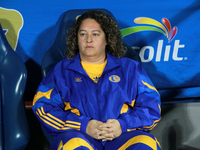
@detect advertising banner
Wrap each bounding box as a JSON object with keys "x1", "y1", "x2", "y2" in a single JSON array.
[{"x1": 1, "y1": 0, "x2": 200, "y2": 101}]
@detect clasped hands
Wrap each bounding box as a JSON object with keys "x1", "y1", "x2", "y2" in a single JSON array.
[{"x1": 86, "y1": 119, "x2": 122, "y2": 141}]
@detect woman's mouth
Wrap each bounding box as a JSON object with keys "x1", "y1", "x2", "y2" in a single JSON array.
[{"x1": 86, "y1": 46, "x2": 94, "y2": 48}]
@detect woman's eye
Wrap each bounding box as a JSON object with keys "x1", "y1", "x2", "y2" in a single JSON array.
[
  {"x1": 80, "y1": 33, "x2": 86, "y2": 36},
  {"x1": 93, "y1": 33, "x2": 99, "y2": 36}
]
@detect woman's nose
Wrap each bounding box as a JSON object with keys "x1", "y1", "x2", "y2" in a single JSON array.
[{"x1": 86, "y1": 34, "x2": 93, "y2": 43}]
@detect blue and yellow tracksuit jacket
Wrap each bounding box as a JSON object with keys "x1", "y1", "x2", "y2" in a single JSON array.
[{"x1": 32, "y1": 53, "x2": 161, "y2": 137}]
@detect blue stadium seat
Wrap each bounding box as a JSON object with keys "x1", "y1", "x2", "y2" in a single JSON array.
[{"x1": 0, "y1": 24, "x2": 29, "y2": 149}]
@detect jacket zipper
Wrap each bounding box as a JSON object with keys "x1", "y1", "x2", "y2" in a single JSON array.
[
  {"x1": 82, "y1": 72, "x2": 101, "y2": 121},
  {"x1": 95, "y1": 83, "x2": 101, "y2": 121}
]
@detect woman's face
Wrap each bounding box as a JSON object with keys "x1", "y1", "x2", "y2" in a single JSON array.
[{"x1": 78, "y1": 19, "x2": 107, "y2": 63}]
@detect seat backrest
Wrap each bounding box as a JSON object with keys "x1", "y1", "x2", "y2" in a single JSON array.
[
  {"x1": 41, "y1": 9, "x2": 141, "y2": 77},
  {"x1": 0, "y1": 24, "x2": 29, "y2": 150}
]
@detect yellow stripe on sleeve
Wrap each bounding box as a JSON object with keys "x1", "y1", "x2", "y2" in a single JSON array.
[
  {"x1": 120, "y1": 99, "x2": 135, "y2": 114},
  {"x1": 36, "y1": 111, "x2": 61, "y2": 130},
  {"x1": 33, "y1": 88, "x2": 53, "y2": 106},
  {"x1": 158, "y1": 104, "x2": 161, "y2": 114},
  {"x1": 64, "y1": 102, "x2": 80, "y2": 116},
  {"x1": 40, "y1": 107, "x2": 66, "y2": 125},
  {"x1": 127, "y1": 128, "x2": 137, "y2": 132},
  {"x1": 129, "y1": 99, "x2": 135, "y2": 107},
  {"x1": 36, "y1": 107, "x2": 81, "y2": 131},
  {"x1": 143, "y1": 119, "x2": 161, "y2": 129},
  {"x1": 120, "y1": 103, "x2": 129, "y2": 114},
  {"x1": 127, "y1": 118, "x2": 161, "y2": 132},
  {"x1": 142, "y1": 80, "x2": 158, "y2": 93},
  {"x1": 37, "y1": 108, "x2": 64, "y2": 128},
  {"x1": 66, "y1": 120, "x2": 81, "y2": 125},
  {"x1": 64, "y1": 124, "x2": 80, "y2": 129}
]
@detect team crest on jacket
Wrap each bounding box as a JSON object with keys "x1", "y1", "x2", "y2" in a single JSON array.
[
  {"x1": 75, "y1": 77, "x2": 82, "y2": 82},
  {"x1": 109, "y1": 75, "x2": 120, "y2": 82}
]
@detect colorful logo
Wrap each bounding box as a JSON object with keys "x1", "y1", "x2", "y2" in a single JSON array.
[
  {"x1": 0, "y1": 7, "x2": 23, "y2": 50},
  {"x1": 121, "y1": 17, "x2": 178, "y2": 43},
  {"x1": 109, "y1": 75, "x2": 120, "y2": 83}
]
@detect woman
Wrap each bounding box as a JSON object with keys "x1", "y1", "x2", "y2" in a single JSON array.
[{"x1": 33, "y1": 10, "x2": 161, "y2": 150}]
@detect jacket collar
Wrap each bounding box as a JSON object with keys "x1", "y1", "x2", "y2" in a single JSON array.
[
  {"x1": 104, "y1": 53, "x2": 121, "y2": 73},
  {"x1": 67, "y1": 53, "x2": 120, "y2": 74}
]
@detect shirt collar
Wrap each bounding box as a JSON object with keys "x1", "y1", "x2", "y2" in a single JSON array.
[{"x1": 67, "y1": 52, "x2": 120, "y2": 74}]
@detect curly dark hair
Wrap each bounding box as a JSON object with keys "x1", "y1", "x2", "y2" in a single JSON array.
[{"x1": 66, "y1": 10, "x2": 127, "y2": 59}]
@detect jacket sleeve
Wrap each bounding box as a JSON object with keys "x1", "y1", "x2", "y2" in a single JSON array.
[
  {"x1": 117, "y1": 63, "x2": 161, "y2": 133},
  {"x1": 32, "y1": 68, "x2": 91, "y2": 137}
]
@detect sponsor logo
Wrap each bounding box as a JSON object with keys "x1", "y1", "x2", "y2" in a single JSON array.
[
  {"x1": 109, "y1": 75, "x2": 120, "y2": 83},
  {"x1": 121, "y1": 17, "x2": 186, "y2": 62},
  {"x1": 133, "y1": 40, "x2": 186, "y2": 62},
  {"x1": 121, "y1": 17, "x2": 177, "y2": 43},
  {"x1": 0, "y1": 7, "x2": 23, "y2": 51}
]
